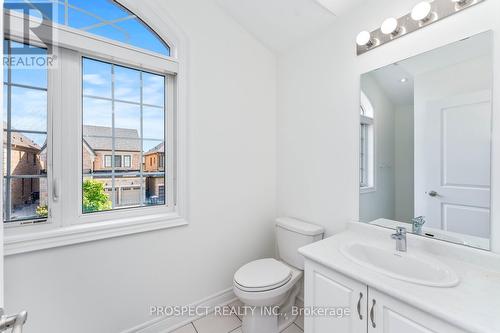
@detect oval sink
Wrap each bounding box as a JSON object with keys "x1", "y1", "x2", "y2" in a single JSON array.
[{"x1": 340, "y1": 243, "x2": 460, "y2": 287}]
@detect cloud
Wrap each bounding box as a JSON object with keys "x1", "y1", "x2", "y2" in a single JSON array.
[
  {"x1": 10, "y1": 87, "x2": 47, "y2": 133},
  {"x1": 83, "y1": 73, "x2": 107, "y2": 86}
]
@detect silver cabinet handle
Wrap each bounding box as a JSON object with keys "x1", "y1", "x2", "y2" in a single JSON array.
[
  {"x1": 357, "y1": 292, "x2": 363, "y2": 320},
  {"x1": 370, "y1": 299, "x2": 376, "y2": 328}
]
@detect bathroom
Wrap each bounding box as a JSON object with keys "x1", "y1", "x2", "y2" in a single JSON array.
[{"x1": 0, "y1": 0, "x2": 499, "y2": 332}]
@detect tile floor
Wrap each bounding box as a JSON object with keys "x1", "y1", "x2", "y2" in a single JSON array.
[{"x1": 172, "y1": 300, "x2": 304, "y2": 333}]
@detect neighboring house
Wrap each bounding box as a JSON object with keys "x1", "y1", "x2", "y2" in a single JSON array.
[
  {"x1": 83, "y1": 125, "x2": 143, "y2": 207},
  {"x1": 143, "y1": 142, "x2": 165, "y2": 202},
  {"x1": 3, "y1": 130, "x2": 47, "y2": 217}
]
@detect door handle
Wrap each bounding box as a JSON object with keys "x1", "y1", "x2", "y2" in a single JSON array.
[
  {"x1": 370, "y1": 299, "x2": 376, "y2": 328},
  {"x1": 356, "y1": 292, "x2": 363, "y2": 320},
  {"x1": 428, "y1": 190, "x2": 439, "y2": 197},
  {"x1": 0, "y1": 309, "x2": 28, "y2": 333}
]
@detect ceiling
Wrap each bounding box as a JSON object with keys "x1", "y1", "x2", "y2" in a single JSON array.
[
  {"x1": 215, "y1": 0, "x2": 367, "y2": 53},
  {"x1": 368, "y1": 32, "x2": 492, "y2": 106},
  {"x1": 370, "y1": 64, "x2": 414, "y2": 107}
]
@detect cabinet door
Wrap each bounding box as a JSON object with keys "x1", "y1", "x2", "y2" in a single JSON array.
[
  {"x1": 304, "y1": 261, "x2": 367, "y2": 333},
  {"x1": 368, "y1": 288, "x2": 467, "y2": 333}
]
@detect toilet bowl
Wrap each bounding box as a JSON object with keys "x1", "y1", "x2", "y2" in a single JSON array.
[{"x1": 233, "y1": 218, "x2": 324, "y2": 333}]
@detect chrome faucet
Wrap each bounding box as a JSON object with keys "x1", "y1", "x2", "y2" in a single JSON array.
[
  {"x1": 391, "y1": 227, "x2": 407, "y2": 252},
  {"x1": 412, "y1": 216, "x2": 426, "y2": 235},
  {"x1": 0, "y1": 309, "x2": 27, "y2": 333}
]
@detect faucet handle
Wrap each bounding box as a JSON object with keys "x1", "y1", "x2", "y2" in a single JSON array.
[
  {"x1": 412, "y1": 216, "x2": 426, "y2": 226},
  {"x1": 391, "y1": 226, "x2": 406, "y2": 239}
]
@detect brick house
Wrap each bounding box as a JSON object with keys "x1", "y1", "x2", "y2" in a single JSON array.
[
  {"x1": 3, "y1": 131, "x2": 48, "y2": 216},
  {"x1": 143, "y1": 142, "x2": 165, "y2": 202},
  {"x1": 83, "y1": 125, "x2": 143, "y2": 207}
]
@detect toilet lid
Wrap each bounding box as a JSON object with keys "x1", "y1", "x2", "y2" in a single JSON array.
[{"x1": 234, "y1": 258, "x2": 292, "y2": 291}]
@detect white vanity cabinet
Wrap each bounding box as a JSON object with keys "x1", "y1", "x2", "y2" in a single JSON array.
[{"x1": 304, "y1": 260, "x2": 467, "y2": 333}]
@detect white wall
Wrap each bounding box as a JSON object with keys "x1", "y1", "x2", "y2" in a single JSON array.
[
  {"x1": 277, "y1": 0, "x2": 500, "y2": 253},
  {"x1": 394, "y1": 104, "x2": 414, "y2": 222},
  {"x1": 359, "y1": 74, "x2": 395, "y2": 223},
  {"x1": 4, "y1": 0, "x2": 277, "y2": 332}
]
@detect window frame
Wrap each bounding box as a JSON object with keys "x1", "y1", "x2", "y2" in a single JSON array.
[
  {"x1": 81, "y1": 56, "x2": 167, "y2": 213},
  {"x1": 3, "y1": 39, "x2": 50, "y2": 224},
  {"x1": 2, "y1": 8, "x2": 188, "y2": 255},
  {"x1": 360, "y1": 93, "x2": 376, "y2": 194}
]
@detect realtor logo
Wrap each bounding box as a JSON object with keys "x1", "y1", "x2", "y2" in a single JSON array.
[{"x1": 3, "y1": 1, "x2": 57, "y2": 69}]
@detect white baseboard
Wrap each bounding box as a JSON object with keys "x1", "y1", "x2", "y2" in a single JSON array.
[{"x1": 122, "y1": 288, "x2": 236, "y2": 333}]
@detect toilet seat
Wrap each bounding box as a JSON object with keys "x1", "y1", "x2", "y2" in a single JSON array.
[{"x1": 234, "y1": 258, "x2": 292, "y2": 292}]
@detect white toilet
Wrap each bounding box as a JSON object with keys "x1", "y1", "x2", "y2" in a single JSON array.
[{"x1": 233, "y1": 217, "x2": 324, "y2": 333}]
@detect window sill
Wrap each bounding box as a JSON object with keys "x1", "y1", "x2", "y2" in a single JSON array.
[
  {"x1": 360, "y1": 186, "x2": 376, "y2": 194},
  {"x1": 4, "y1": 213, "x2": 188, "y2": 256}
]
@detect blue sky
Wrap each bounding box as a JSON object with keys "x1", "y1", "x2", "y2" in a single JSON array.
[{"x1": 83, "y1": 58, "x2": 165, "y2": 151}]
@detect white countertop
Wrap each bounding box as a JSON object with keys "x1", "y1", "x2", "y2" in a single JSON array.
[{"x1": 298, "y1": 222, "x2": 500, "y2": 333}]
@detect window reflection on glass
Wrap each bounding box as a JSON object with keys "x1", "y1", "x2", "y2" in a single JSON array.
[
  {"x1": 3, "y1": 39, "x2": 49, "y2": 223},
  {"x1": 82, "y1": 58, "x2": 166, "y2": 214}
]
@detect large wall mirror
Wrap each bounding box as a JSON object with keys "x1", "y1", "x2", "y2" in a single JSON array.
[{"x1": 359, "y1": 31, "x2": 493, "y2": 250}]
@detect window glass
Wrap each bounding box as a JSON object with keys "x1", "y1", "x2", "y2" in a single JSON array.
[
  {"x1": 114, "y1": 155, "x2": 122, "y2": 168},
  {"x1": 3, "y1": 40, "x2": 49, "y2": 223},
  {"x1": 82, "y1": 58, "x2": 166, "y2": 214},
  {"x1": 83, "y1": 58, "x2": 112, "y2": 99},
  {"x1": 114, "y1": 66, "x2": 141, "y2": 103},
  {"x1": 5, "y1": 0, "x2": 171, "y2": 56},
  {"x1": 104, "y1": 155, "x2": 112, "y2": 168},
  {"x1": 124, "y1": 155, "x2": 131, "y2": 168}
]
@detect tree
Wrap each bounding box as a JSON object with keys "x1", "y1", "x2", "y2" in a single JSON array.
[
  {"x1": 36, "y1": 204, "x2": 48, "y2": 218},
  {"x1": 83, "y1": 179, "x2": 112, "y2": 213}
]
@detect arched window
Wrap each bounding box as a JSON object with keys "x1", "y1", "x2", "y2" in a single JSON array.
[
  {"x1": 360, "y1": 91, "x2": 374, "y2": 190},
  {"x1": 3, "y1": 0, "x2": 184, "y2": 250},
  {"x1": 5, "y1": 0, "x2": 170, "y2": 55}
]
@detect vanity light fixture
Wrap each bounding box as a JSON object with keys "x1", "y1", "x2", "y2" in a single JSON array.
[
  {"x1": 411, "y1": 2, "x2": 434, "y2": 22},
  {"x1": 381, "y1": 17, "x2": 403, "y2": 37},
  {"x1": 356, "y1": 0, "x2": 486, "y2": 55}
]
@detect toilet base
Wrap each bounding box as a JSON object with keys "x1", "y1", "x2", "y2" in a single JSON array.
[
  {"x1": 240, "y1": 283, "x2": 300, "y2": 333},
  {"x1": 241, "y1": 306, "x2": 279, "y2": 333}
]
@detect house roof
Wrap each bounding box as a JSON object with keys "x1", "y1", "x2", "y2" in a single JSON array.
[
  {"x1": 83, "y1": 125, "x2": 141, "y2": 151},
  {"x1": 145, "y1": 142, "x2": 164, "y2": 155},
  {"x1": 4, "y1": 131, "x2": 42, "y2": 151}
]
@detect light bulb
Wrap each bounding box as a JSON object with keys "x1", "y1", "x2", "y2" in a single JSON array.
[
  {"x1": 411, "y1": 1, "x2": 432, "y2": 21},
  {"x1": 356, "y1": 31, "x2": 372, "y2": 46},
  {"x1": 381, "y1": 17, "x2": 399, "y2": 35}
]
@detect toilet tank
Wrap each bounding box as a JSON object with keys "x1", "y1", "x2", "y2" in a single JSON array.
[{"x1": 276, "y1": 217, "x2": 324, "y2": 270}]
